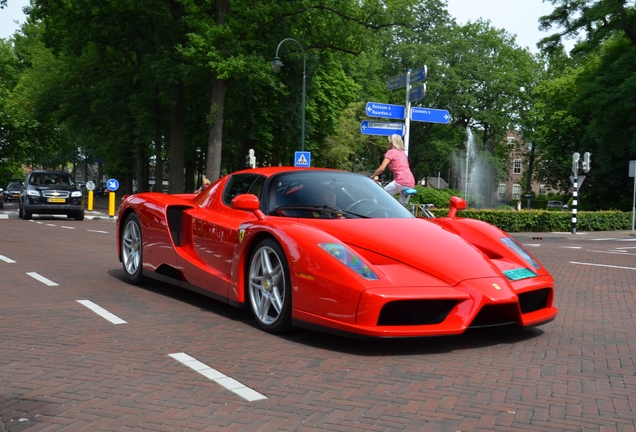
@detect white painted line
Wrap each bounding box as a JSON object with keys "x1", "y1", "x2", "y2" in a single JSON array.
[
  {"x1": 570, "y1": 262, "x2": 636, "y2": 271},
  {"x1": 589, "y1": 238, "x2": 617, "y2": 241},
  {"x1": 26, "y1": 272, "x2": 59, "y2": 286},
  {"x1": 0, "y1": 255, "x2": 16, "y2": 263},
  {"x1": 61, "y1": 226, "x2": 75, "y2": 230},
  {"x1": 561, "y1": 246, "x2": 581, "y2": 249},
  {"x1": 76, "y1": 300, "x2": 127, "y2": 324},
  {"x1": 46, "y1": 224, "x2": 56, "y2": 226},
  {"x1": 523, "y1": 244, "x2": 541, "y2": 247},
  {"x1": 615, "y1": 238, "x2": 636, "y2": 242},
  {"x1": 169, "y1": 352, "x2": 267, "y2": 402},
  {"x1": 87, "y1": 230, "x2": 109, "y2": 234},
  {"x1": 587, "y1": 250, "x2": 636, "y2": 256}
]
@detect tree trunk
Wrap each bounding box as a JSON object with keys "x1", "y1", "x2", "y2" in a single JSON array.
[
  {"x1": 168, "y1": 81, "x2": 186, "y2": 193},
  {"x1": 136, "y1": 139, "x2": 148, "y2": 193},
  {"x1": 206, "y1": 76, "x2": 229, "y2": 181},
  {"x1": 154, "y1": 86, "x2": 163, "y2": 193}
]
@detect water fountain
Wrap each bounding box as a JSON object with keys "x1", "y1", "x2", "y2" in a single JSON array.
[{"x1": 451, "y1": 127, "x2": 491, "y2": 208}]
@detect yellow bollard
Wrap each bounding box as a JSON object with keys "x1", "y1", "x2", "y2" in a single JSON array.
[
  {"x1": 108, "y1": 190, "x2": 115, "y2": 217},
  {"x1": 88, "y1": 190, "x2": 94, "y2": 211}
]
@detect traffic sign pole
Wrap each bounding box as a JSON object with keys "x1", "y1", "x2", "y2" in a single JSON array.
[{"x1": 404, "y1": 69, "x2": 412, "y2": 157}]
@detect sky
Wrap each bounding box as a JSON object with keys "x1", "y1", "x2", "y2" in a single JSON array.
[
  {"x1": 1, "y1": 0, "x2": 568, "y2": 52},
  {"x1": 0, "y1": 0, "x2": 29, "y2": 39},
  {"x1": 446, "y1": 0, "x2": 567, "y2": 53}
]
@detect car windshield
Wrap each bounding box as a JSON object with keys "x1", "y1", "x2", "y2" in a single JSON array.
[
  {"x1": 8, "y1": 182, "x2": 21, "y2": 189},
  {"x1": 30, "y1": 173, "x2": 75, "y2": 186},
  {"x1": 265, "y1": 171, "x2": 414, "y2": 219}
]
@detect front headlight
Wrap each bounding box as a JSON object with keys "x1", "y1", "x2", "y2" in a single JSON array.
[
  {"x1": 501, "y1": 237, "x2": 540, "y2": 269},
  {"x1": 318, "y1": 243, "x2": 378, "y2": 280},
  {"x1": 27, "y1": 189, "x2": 40, "y2": 197},
  {"x1": 71, "y1": 191, "x2": 82, "y2": 197}
]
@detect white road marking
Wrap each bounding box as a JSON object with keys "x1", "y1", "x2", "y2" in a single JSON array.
[
  {"x1": 587, "y1": 250, "x2": 636, "y2": 256},
  {"x1": 561, "y1": 246, "x2": 581, "y2": 249},
  {"x1": 169, "y1": 352, "x2": 267, "y2": 402},
  {"x1": 87, "y1": 230, "x2": 109, "y2": 234},
  {"x1": 0, "y1": 255, "x2": 16, "y2": 263},
  {"x1": 523, "y1": 244, "x2": 541, "y2": 247},
  {"x1": 61, "y1": 226, "x2": 75, "y2": 230},
  {"x1": 76, "y1": 300, "x2": 127, "y2": 324},
  {"x1": 26, "y1": 272, "x2": 59, "y2": 286},
  {"x1": 46, "y1": 224, "x2": 56, "y2": 226},
  {"x1": 570, "y1": 262, "x2": 636, "y2": 271}
]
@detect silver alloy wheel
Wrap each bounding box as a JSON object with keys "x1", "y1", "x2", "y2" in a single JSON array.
[
  {"x1": 249, "y1": 245, "x2": 286, "y2": 327},
  {"x1": 122, "y1": 217, "x2": 142, "y2": 279}
]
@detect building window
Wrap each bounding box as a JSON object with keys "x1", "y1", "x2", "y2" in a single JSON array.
[
  {"x1": 498, "y1": 184, "x2": 506, "y2": 200},
  {"x1": 513, "y1": 159, "x2": 522, "y2": 175},
  {"x1": 513, "y1": 184, "x2": 521, "y2": 200},
  {"x1": 539, "y1": 184, "x2": 547, "y2": 195},
  {"x1": 507, "y1": 137, "x2": 516, "y2": 145}
]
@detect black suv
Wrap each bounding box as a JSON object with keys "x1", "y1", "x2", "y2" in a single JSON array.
[{"x1": 19, "y1": 170, "x2": 85, "y2": 220}]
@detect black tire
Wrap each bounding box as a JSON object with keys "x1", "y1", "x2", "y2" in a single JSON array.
[
  {"x1": 247, "y1": 238, "x2": 292, "y2": 333},
  {"x1": 121, "y1": 213, "x2": 144, "y2": 284},
  {"x1": 18, "y1": 202, "x2": 23, "y2": 219},
  {"x1": 74, "y1": 211, "x2": 85, "y2": 221}
]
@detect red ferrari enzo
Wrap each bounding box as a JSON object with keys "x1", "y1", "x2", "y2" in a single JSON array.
[{"x1": 117, "y1": 167, "x2": 557, "y2": 338}]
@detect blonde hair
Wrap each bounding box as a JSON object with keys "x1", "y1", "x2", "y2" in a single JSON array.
[
  {"x1": 388, "y1": 134, "x2": 404, "y2": 150},
  {"x1": 202, "y1": 176, "x2": 210, "y2": 185}
]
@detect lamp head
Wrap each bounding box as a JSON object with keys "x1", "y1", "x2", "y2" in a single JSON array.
[{"x1": 271, "y1": 56, "x2": 283, "y2": 73}]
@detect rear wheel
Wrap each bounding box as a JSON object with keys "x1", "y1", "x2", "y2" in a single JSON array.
[
  {"x1": 247, "y1": 239, "x2": 292, "y2": 333},
  {"x1": 121, "y1": 213, "x2": 143, "y2": 284},
  {"x1": 74, "y1": 211, "x2": 85, "y2": 221}
]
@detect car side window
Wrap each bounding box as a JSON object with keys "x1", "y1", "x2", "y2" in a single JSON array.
[{"x1": 222, "y1": 174, "x2": 266, "y2": 206}]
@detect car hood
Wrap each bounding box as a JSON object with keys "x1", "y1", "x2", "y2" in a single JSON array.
[
  {"x1": 304, "y1": 218, "x2": 501, "y2": 285},
  {"x1": 29, "y1": 185, "x2": 79, "y2": 192}
]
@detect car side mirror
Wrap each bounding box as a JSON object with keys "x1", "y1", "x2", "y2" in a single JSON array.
[
  {"x1": 231, "y1": 194, "x2": 265, "y2": 220},
  {"x1": 447, "y1": 196, "x2": 467, "y2": 218}
]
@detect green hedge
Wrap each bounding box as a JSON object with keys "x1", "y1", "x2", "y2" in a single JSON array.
[{"x1": 427, "y1": 208, "x2": 632, "y2": 232}]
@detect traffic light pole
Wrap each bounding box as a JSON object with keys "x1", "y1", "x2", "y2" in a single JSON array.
[
  {"x1": 572, "y1": 175, "x2": 578, "y2": 234},
  {"x1": 572, "y1": 151, "x2": 591, "y2": 234}
]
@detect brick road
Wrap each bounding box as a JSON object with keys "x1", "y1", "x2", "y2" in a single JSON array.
[{"x1": 1, "y1": 206, "x2": 635, "y2": 431}]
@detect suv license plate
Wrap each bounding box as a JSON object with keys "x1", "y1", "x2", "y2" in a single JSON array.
[{"x1": 48, "y1": 198, "x2": 66, "y2": 203}]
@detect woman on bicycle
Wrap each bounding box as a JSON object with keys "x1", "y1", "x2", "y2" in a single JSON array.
[{"x1": 369, "y1": 134, "x2": 415, "y2": 204}]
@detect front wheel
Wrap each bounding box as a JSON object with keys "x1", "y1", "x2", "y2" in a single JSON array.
[
  {"x1": 121, "y1": 213, "x2": 143, "y2": 284},
  {"x1": 247, "y1": 239, "x2": 292, "y2": 333}
]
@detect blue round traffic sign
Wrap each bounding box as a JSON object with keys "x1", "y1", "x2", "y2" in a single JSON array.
[{"x1": 106, "y1": 179, "x2": 119, "y2": 191}]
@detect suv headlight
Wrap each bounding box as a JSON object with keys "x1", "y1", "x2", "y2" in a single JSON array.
[
  {"x1": 27, "y1": 189, "x2": 40, "y2": 197},
  {"x1": 71, "y1": 191, "x2": 82, "y2": 197}
]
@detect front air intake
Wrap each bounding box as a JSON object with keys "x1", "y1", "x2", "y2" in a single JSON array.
[
  {"x1": 378, "y1": 300, "x2": 456, "y2": 326},
  {"x1": 518, "y1": 288, "x2": 550, "y2": 314}
]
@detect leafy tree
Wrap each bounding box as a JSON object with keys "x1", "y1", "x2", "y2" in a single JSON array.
[{"x1": 539, "y1": 0, "x2": 636, "y2": 54}]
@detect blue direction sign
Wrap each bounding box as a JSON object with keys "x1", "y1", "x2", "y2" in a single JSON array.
[
  {"x1": 366, "y1": 102, "x2": 405, "y2": 120},
  {"x1": 410, "y1": 107, "x2": 451, "y2": 124},
  {"x1": 360, "y1": 120, "x2": 405, "y2": 136},
  {"x1": 409, "y1": 84, "x2": 426, "y2": 103},
  {"x1": 386, "y1": 74, "x2": 407, "y2": 91},
  {"x1": 106, "y1": 178, "x2": 119, "y2": 191},
  {"x1": 409, "y1": 65, "x2": 427, "y2": 84},
  {"x1": 294, "y1": 151, "x2": 311, "y2": 167}
]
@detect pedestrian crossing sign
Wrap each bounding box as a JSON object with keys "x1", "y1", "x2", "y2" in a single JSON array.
[{"x1": 294, "y1": 151, "x2": 311, "y2": 167}]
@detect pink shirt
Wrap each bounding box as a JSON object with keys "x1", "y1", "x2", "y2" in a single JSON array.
[{"x1": 385, "y1": 148, "x2": 415, "y2": 187}]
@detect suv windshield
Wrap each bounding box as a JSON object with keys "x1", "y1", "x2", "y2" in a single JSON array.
[{"x1": 29, "y1": 173, "x2": 75, "y2": 186}]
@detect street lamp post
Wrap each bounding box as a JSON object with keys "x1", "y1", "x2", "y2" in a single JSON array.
[{"x1": 272, "y1": 38, "x2": 306, "y2": 152}]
